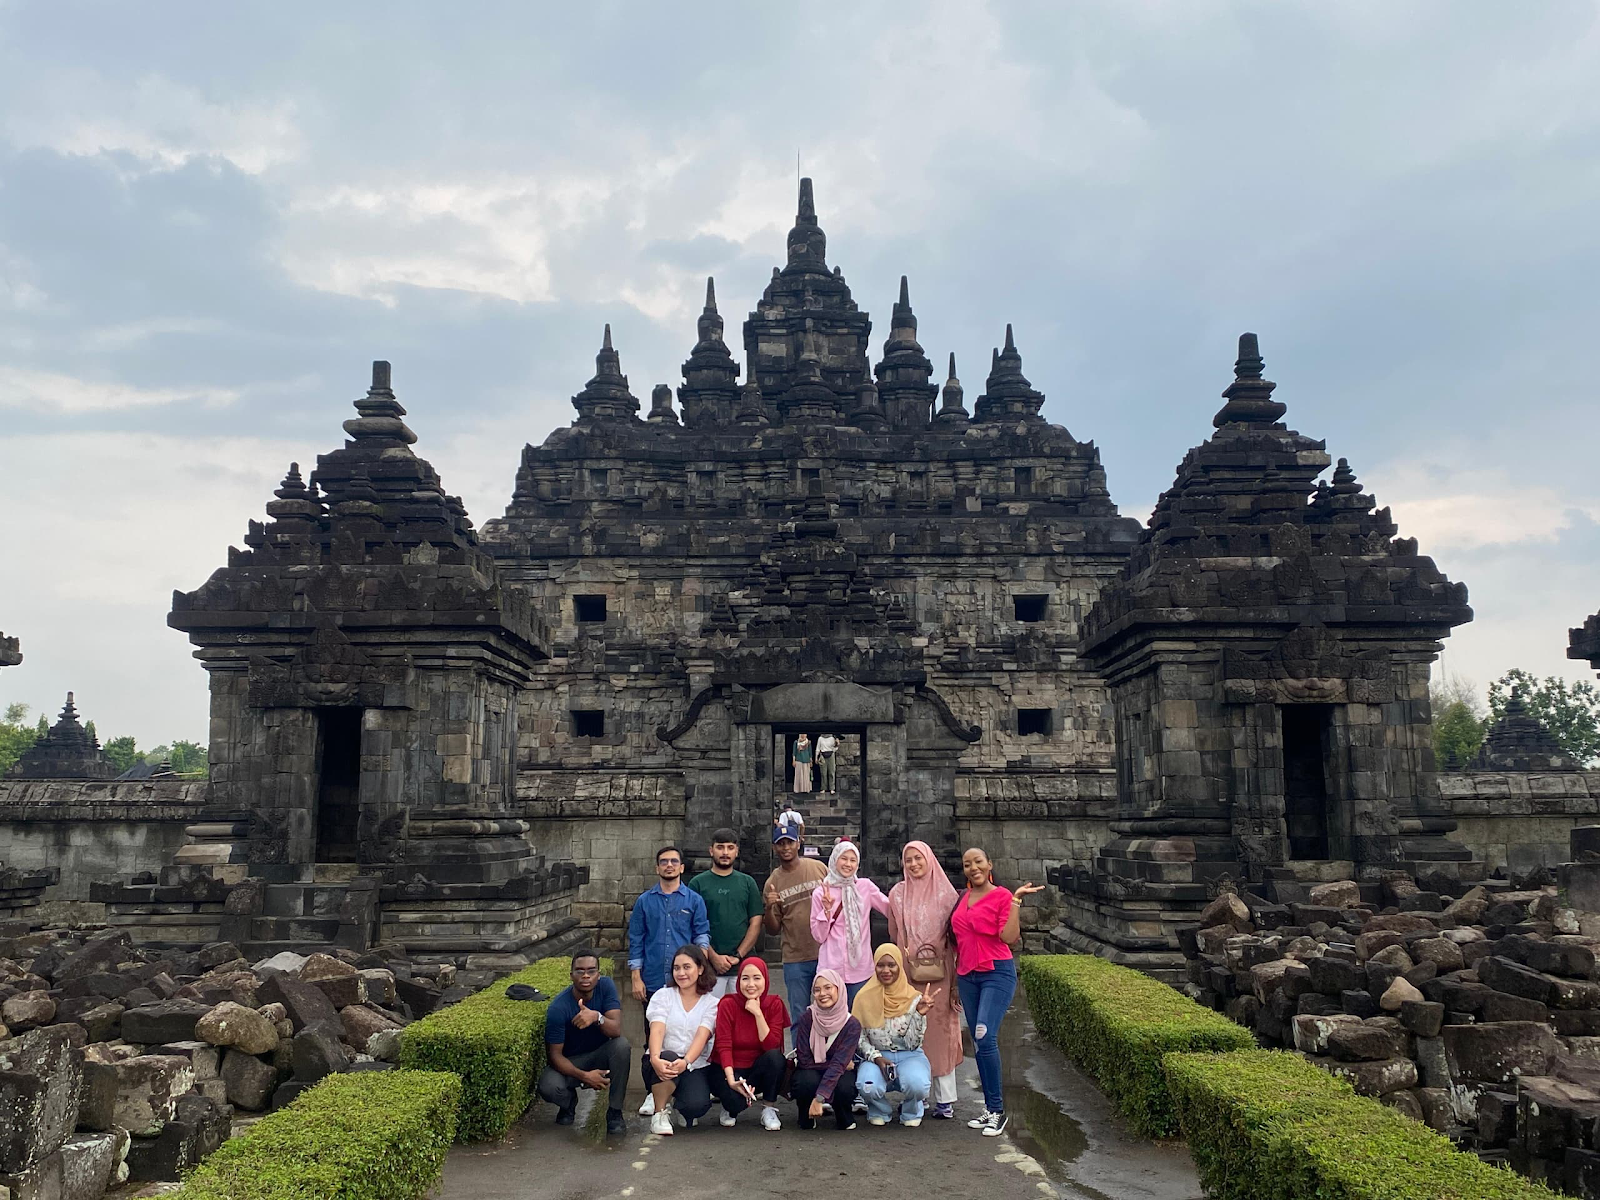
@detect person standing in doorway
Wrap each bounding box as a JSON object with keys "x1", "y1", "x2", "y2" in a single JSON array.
[
  {"x1": 791, "y1": 733, "x2": 814, "y2": 793},
  {"x1": 688, "y1": 828, "x2": 765, "y2": 998},
  {"x1": 627, "y1": 845, "x2": 711, "y2": 1117},
  {"x1": 950, "y1": 846, "x2": 1044, "y2": 1137},
  {"x1": 815, "y1": 731, "x2": 839, "y2": 794},
  {"x1": 762, "y1": 823, "x2": 828, "y2": 1024},
  {"x1": 775, "y1": 801, "x2": 806, "y2": 841},
  {"x1": 887, "y1": 840, "x2": 962, "y2": 1119}
]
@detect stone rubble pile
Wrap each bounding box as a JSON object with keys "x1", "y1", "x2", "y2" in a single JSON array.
[
  {"x1": 0, "y1": 920, "x2": 522, "y2": 1197},
  {"x1": 1180, "y1": 875, "x2": 1600, "y2": 1196}
]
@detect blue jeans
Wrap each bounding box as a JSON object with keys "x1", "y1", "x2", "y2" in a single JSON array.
[
  {"x1": 857, "y1": 1049, "x2": 931, "y2": 1122},
  {"x1": 783, "y1": 961, "x2": 818, "y2": 1038},
  {"x1": 957, "y1": 958, "x2": 1017, "y2": 1114}
]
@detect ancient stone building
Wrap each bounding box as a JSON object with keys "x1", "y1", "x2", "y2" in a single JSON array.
[
  {"x1": 478, "y1": 179, "x2": 1141, "y2": 932},
  {"x1": 1052, "y1": 334, "x2": 1478, "y2": 973},
  {"x1": 6, "y1": 693, "x2": 114, "y2": 780},
  {"x1": 1572, "y1": 612, "x2": 1600, "y2": 678},
  {"x1": 0, "y1": 630, "x2": 19, "y2": 670},
  {"x1": 89, "y1": 363, "x2": 587, "y2": 955}
]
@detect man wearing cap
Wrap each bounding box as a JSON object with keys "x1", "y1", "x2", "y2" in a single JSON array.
[{"x1": 762, "y1": 823, "x2": 829, "y2": 1025}]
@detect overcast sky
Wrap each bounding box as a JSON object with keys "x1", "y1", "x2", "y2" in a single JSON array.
[{"x1": 1, "y1": 1, "x2": 1597, "y2": 747}]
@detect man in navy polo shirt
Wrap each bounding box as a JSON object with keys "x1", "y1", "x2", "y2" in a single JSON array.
[{"x1": 536, "y1": 951, "x2": 630, "y2": 1135}]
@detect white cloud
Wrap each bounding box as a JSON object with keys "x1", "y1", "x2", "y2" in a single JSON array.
[
  {"x1": 3, "y1": 72, "x2": 302, "y2": 175},
  {"x1": 0, "y1": 367, "x2": 239, "y2": 413},
  {"x1": 1368, "y1": 458, "x2": 1600, "y2": 553}
]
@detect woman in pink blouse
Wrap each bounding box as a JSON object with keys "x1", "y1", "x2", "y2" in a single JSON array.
[
  {"x1": 950, "y1": 846, "x2": 1043, "y2": 1137},
  {"x1": 809, "y1": 841, "x2": 891, "y2": 1006}
]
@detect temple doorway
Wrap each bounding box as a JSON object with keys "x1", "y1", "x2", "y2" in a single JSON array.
[
  {"x1": 1281, "y1": 705, "x2": 1333, "y2": 860},
  {"x1": 774, "y1": 729, "x2": 865, "y2": 853},
  {"x1": 314, "y1": 708, "x2": 362, "y2": 863}
]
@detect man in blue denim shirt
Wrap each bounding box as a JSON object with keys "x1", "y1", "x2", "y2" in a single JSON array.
[{"x1": 627, "y1": 844, "x2": 711, "y2": 1002}]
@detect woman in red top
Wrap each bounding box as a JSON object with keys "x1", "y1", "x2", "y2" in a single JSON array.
[
  {"x1": 950, "y1": 846, "x2": 1043, "y2": 1137},
  {"x1": 712, "y1": 956, "x2": 790, "y2": 1130}
]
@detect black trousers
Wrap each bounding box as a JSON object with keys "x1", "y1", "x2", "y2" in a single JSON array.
[
  {"x1": 641, "y1": 1050, "x2": 715, "y2": 1120},
  {"x1": 791, "y1": 1065, "x2": 858, "y2": 1129},
  {"x1": 536, "y1": 1036, "x2": 631, "y2": 1114},
  {"x1": 713, "y1": 1048, "x2": 788, "y2": 1115}
]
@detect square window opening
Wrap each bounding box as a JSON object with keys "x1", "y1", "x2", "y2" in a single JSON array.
[
  {"x1": 1018, "y1": 708, "x2": 1053, "y2": 736},
  {"x1": 590, "y1": 468, "x2": 608, "y2": 491},
  {"x1": 574, "y1": 594, "x2": 607, "y2": 623},
  {"x1": 1014, "y1": 467, "x2": 1033, "y2": 494},
  {"x1": 572, "y1": 709, "x2": 605, "y2": 737},
  {"x1": 1013, "y1": 594, "x2": 1048, "y2": 622},
  {"x1": 801, "y1": 467, "x2": 822, "y2": 489}
]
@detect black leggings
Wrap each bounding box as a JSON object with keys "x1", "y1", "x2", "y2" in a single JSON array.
[
  {"x1": 641, "y1": 1051, "x2": 715, "y2": 1120},
  {"x1": 791, "y1": 1066, "x2": 858, "y2": 1129},
  {"x1": 713, "y1": 1048, "x2": 787, "y2": 1115}
]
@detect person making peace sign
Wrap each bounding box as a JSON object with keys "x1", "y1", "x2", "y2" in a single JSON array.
[{"x1": 852, "y1": 944, "x2": 938, "y2": 1127}]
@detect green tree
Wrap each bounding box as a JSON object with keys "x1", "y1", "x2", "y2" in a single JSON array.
[
  {"x1": 168, "y1": 740, "x2": 208, "y2": 778},
  {"x1": 0, "y1": 702, "x2": 39, "y2": 776},
  {"x1": 1431, "y1": 675, "x2": 1486, "y2": 769},
  {"x1": 1488, "y1": 669, "x2": 1600, "y2": 766},
  {"x1": 103, "y1": 736, "x2": 141, "y2": 775},
  {"x1": 85, "y1": 719, "x2": 97, "y2": 742}
]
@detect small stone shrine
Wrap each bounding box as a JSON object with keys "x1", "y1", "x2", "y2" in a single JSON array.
[
  {"x1": 1470, "y1": 688, "x2": 1579, "y2": 773},
  {"x1": 6, "y1": 692, "x2": 114, "y2": 780},
  {"x1": 0, "y1": 629, "x2": 19, "y2": 669},
  {"x1": 95, "y1": 363, "x2": 586, "y2": 955},
  {"x1": 1053, "y1": 334, "x2": 1478, "y2": 974},
  {"x1": 1572, "y1": 611, "x2": 1600, "y2": 679}
]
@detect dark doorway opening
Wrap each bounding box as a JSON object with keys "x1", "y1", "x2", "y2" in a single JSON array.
[
  {"x1": 1017, "y1": 708, "x2": 1053, "y2": 736},
  {"x1": 1282, "y1": 704, "x2": 1332, "y2": 860},
  {"x1": 315, "y1": 708, "x2": 362, "y2": 863}
]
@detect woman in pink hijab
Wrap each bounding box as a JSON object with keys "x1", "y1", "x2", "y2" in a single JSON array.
[
  {"x1": 809, "y1": 840, "x2": 891, "y2": 1006},
  {"x1": 888, "y1": 841, "x2": 962, "y2": 1119}
]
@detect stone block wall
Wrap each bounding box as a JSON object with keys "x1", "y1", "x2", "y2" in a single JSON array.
[
  {"x1": 1443, "y1": 769, "x2": 1600, "y2": 875},
  {"x1": 518, "y1": 772, "x2": 687, "y2": 949},
  {"x1": 0, "y1": 779, "x2": 208, "y2": 919}
]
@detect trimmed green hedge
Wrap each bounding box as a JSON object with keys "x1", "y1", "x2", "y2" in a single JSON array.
[
  {"x1": 1018, "y1": 954, "x2": 1253, "y2": 1137},
  {"x1": 398, "y1": 956, "x2": 607, "y2": 1142},
  {"x1": 172, "y1": 1070, "x2": 460, "y2": 1200},
  {"x1": 1163, "y1": 1048, "x2": 1559, "y2": 1200}
]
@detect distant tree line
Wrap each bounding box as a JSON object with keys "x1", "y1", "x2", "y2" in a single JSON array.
[
  {"x1": 0, "y1": 701, "x2": 208, "y2": 779},
  {"x1": 1432, "y1": 670, "x2": 1600, "y2": 769}
]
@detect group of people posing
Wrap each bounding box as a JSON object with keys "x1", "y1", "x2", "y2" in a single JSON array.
[{"x1": 537, "y1": 824, "x2": 1041, "y2": 1137}]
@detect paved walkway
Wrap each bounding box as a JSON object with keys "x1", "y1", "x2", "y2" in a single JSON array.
[{"x1": 437, "y1": 978, "x2": 1202, "y2": 1200}]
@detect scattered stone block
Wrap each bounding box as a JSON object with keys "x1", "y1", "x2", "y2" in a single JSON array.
[{"x1": 111, "y1": 1055, "x2": 194, "y2": 1137}]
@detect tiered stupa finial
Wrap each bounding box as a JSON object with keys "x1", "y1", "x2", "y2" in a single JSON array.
[
  {"x1": 786, "y1": 177, "x2": 827, "y2": 269},
  {"x1": 873, "y1": 275, "x2": 937, "y2": 428},
  {"x1": 1212, "y1": 332, "x2": 1286, "y2": 428},
  {"x1": 973, "y1": 324, "x2": 1046, "y2": 423},
  {"x1": 934, "y1": 352, "x2": 970, "y2": 427},
  {"x1": 343, "y1": 360, "x2": 417, "y2": 446},
  {"x1": 679, "y1": 276, "x2": 740, "y2": 427},
  {"x1": 572, "y1": 324, "x2": 641, "y2": 422}
]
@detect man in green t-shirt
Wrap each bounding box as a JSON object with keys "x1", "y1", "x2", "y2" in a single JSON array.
[{"x1": 688, "y1": 827, "x2": 765, "y2": 998}]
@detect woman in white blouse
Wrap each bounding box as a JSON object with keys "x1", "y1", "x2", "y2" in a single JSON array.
[{"x1": 643, "y1": 944, "x2": 720, "y2": 1135}]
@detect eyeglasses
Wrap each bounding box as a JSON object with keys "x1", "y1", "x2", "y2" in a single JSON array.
[
  {"x1": 571, "y1": 966, "x2": 600, "y2": 976},
  {"x1": 657, "y1": 858, "x2": 682, "y2": 866}
]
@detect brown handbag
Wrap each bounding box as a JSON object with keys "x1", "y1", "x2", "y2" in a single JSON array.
[{"x1": 907, "y1": 942, "x2": 946, "y2": 984}]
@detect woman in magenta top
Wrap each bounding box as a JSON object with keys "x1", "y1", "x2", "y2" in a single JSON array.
[
  {"x1": 949, "y1": 846, "x2": 1043, "y2": 1137},
  {"x1": 809, "y1": 841, "x2": 891, "y2": 1005}
]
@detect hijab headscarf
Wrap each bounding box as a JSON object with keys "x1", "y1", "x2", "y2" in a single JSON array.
[
  {"x1": 806, "y1": 967, "x2": 852, "y2": 1061},
  {"x1": 716, "y1": 956, "x2": 788, "y2": 1062},
  {"x1": 825, "y1": 840, "x2": 866, "y2": 971},
  {"x1": 852, "y1": 944, "x2": 921, "y2": 1029},
  {"x1": 892, "y1": 840, "x2": 959, "y2": 953}
]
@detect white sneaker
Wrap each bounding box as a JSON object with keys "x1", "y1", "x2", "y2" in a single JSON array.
[
  {"x1": 852, "y1": 1097, "x2": 868, "y2": 1114},
  {"x1": 981, "y1": 1112, "x2": 1009, "y2": 1137},
  {"x1": 902, "y1": 1117, "x2": 922, "y2": 1128},
  {"x1": 968, "y1": 1109, "x2": 998, "y2": 1130},
  {"x1": 867, "y1": 1116, "x2": 887, "y2": 1126},
  {"x1": 761, "y1": 1106, "x2": 782, "y2": 1132},
  {"x1": 649, "y1": 1111, "x2": 673, "y2": 1137},
  {"x1": 719, "y1": 1110, "x2": 737, "y2": 1128},
  {"x1": 639, "y1": 1094, "x2": 656, "y2": 1117}
]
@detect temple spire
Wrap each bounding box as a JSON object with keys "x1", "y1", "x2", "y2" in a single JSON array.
[
  {"x1": 974, "y1": 324, "x2": 1046, "y2": 423},
  {"x1": 679, "y1": 277, "x2": 739, "y2": 427},
  {"x1": 572, "y1": 324, "x2": 641, "y2": 421},
  {"x1": 705, "y1": 276, "x2": 717, "y2": 311},
  {"x1": 343, "y1": 359, "x2": 417, "y2": 446},
  {"x1": 1212, "y1": 332, "x2": 1286, "y2": 428},
  {"x1": 934, "y1": 351, "x2": 969, "y2": 426},
  {"x1": 785, "y1": 177, "x2": 827, "y2": 268}
]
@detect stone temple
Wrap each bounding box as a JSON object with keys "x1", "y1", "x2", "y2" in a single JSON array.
[{"x1": 1, "y1": 179, "x2": 1597, "y2": 965}]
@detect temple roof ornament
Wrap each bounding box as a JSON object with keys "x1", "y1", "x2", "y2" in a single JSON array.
[{"x1": 572, "y1": 325, "x2": 641, "y2": 422}]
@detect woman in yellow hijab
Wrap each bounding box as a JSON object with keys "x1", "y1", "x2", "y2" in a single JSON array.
[{"x1": 852, "y1": 944, "x2": 938, "y2": 1126}]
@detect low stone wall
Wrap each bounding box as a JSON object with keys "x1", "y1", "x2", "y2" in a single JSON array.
[
  {"x1": 0, "y1": 779, "x2": 208, "y2": 919},
  {"x1": 518, "y1": 771, "x2": 687, "y2": 949},
  {"x1": 956, "y1": 768, "x2": 1118, "y2": 946},
  {"x1": 1442, "y1": 770, "x2": 1600, "y2": 876}
]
